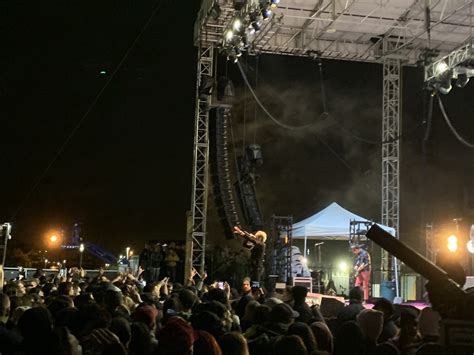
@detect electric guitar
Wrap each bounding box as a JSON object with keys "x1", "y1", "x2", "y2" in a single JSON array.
[{"x1": 354, "y1": 263, "x2": 367, "y2": 278}]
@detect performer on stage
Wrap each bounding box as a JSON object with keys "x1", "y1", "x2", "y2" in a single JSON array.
[
  {"x1": 351, "y1": 244, "x2": 371, "y2": 301},
  {"x1": 233, "y1": 226, "x2": 267, "y2": 282}
]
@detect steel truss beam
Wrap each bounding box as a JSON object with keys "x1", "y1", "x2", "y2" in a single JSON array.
[
  {"x1": 187, "y1": 45, "x2": 215, "y2": 277},
  {"x1": 381, "y1": 39, "x2": 401, "y2": 298},
  {"x1": 424, "y1": 42, "x2": 473, "y2": 82}
]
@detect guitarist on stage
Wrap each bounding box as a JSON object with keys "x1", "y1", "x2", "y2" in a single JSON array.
[
  {"x1": 351, "y1": 244, "x2": 371, "y2": 301},
  {"x1": 233, "y1": 226, "x2": 267, "y2": 283}
]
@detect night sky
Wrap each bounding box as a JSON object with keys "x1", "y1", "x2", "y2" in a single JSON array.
[{"x1": 1, "y1": 1, "x2": 473, "y2": 258}]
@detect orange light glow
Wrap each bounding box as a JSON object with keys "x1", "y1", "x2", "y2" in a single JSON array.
[{"x1": 447, "y1": 234, "x2": 458, "y2": 253}]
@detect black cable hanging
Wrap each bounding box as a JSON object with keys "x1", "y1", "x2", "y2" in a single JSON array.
[
  {"x1": 239, "y1": 57, "x2": 421, "y2": 144},
  {"x1": 423, "y1": 92, "x2": 434, "y2": 142},
  {"x1": 316, "y1": 59, "x2": 380, "y2": 145},
  {"x1": 437, "y1": 94, "x2": 474, "y2": 149},
  {"x1": 242, "y1": 53, "x2": 248, "y2": 155},
  {"x1": 237, "y1": 60, "x2": 326, "y2": 130},
  {"x1": 253, "y1": 55, "x2": 259, "y2": 144}
]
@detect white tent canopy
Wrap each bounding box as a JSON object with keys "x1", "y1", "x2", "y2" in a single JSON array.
[{"x1": 292, "y1": 202, "x2": 396, "y2": 240}]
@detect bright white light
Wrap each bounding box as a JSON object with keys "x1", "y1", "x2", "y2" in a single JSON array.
[
  {"x1": 225, "y1": 30, "x2": 234, "y2": 42},
  {"x1": 447, "y1": 234, "x2": 458, "y2": 253},
  {"x1": 232, "y1": 19, "x2": 242, "y2": 31},
  {"x1": 63, "y1": 259, "x2": 67, "y2": 264},
  {"x1": 435, "y1": 61, "x2": 449, "y2": 76},
  {"x1": 467, "y1": 240, "x2": 474, "y2": 254},
  {"x1": 338, "y1": 261, "x2": 348, "y2": 272},
  {"x1": 302, "y1": 257, "x2": 308, "y2": 265},
  {"x1": 79, "y1": 243, "x2": 85, "y2": 252}
]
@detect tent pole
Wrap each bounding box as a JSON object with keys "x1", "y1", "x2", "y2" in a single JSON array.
[{"x1": 304, "y1": 235, "x2": 307, "y2": 260}]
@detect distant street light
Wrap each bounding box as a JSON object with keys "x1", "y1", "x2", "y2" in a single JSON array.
[
  {"x1": 126, "y1": 247, "x2": 130, "y2": 259},
  {"x1": 50, "y1": 235, "x2": 57, "y2": 243},
  {"x1": 79, "y1": 243, "x2": 85, "y2": 268}
]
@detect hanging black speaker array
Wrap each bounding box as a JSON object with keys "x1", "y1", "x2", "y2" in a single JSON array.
[
  {"x1": 235, "y1": 145, "x2": 264, "y2": 231},
  {"x1": 209, "y1": 106, "x2": 240, "y2": 239}
]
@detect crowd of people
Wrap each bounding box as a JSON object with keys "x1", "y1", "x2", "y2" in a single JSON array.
[
  {"x1": 0, "y1": 264, "x2": 454, "y2": 355},
  {"x1": 138, "y1": 242, "x2": 183, "y2": 284}
]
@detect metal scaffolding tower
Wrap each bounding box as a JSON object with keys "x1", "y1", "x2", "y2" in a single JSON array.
[
  {"x1": 425, "y1": 223, "x2": 435, "y2": 263},
  {"x1": 187, "y1": 45, "x2": 215, "y2": 276},
  {"x1": 192, "y1": 0, "x2": 471, "y2": 286},
  {"x1": 268, "y1": 215, "x2": 294, "y2": 284},
  {"x1": 381, "y1": 39, "x2": 401, "y2": 298}
]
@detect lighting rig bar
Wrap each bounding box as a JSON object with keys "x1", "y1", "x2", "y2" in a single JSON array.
[
  {"x1": 219, "y1": 0, "x2": 280, "y2": 62},
  {"x1": 424, "y1": 42, "x2": 473, "y2": 83}
]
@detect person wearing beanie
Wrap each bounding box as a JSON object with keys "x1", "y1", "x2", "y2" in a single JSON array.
[
  {"x1": 310, "y1": 321, "x2": 334, "y2": 354},
  {"x1": 389, "y1": 306, "x2": 421, "y2": 354},
  {"x1": 133, "y1": 304, "x2": 159, "y2": 332},
  {"x1": 418, "y1": 307, "x2": 441, "y2": 343},
  {"x1": 157, "y1": 316, "x2": 195, "y2": 355},
  {"x1": 336, "y1": 286, "x2": 364, "y2": 333},
  {"x1": 267, "y1": 303, "x2": 300, "y2": 334},
  {"x1": 357, "y1": 308, "x2": 384, "y2": 353},
  {"x1": 291, "y1": 286, "x2": 314, "y2": 324},
  {"x1": 373, "y1": 297, "x2": 398, "y2": 343}
]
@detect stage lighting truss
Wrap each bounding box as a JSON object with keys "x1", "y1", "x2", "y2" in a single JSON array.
[
  {"x1": 424, "y1": 42, "x2": 473, "y2": 94},
  {"x1": 220, "y1": 0, "x2": 279, "y2": 62}
]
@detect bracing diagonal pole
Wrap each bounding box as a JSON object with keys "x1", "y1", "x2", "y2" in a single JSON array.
[
  {"x1": 186, "y1": 45, "x2": 214, "y2": 280},
  {"x1": 381, "y1": 39, "x2": 401, "y2": 298}
]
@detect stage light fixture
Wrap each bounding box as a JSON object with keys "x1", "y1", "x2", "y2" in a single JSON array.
[
  {"x1": 270, "y1": 0, "x2": 280, "y2": 8},
  {"x1": 338, "y1": 261, "x2": 348, "y2": 272},
  {"x1": 447, "y1": 234, "x2": 458, "y2": 253},
  {"x1": 245, "y1": 26, "x2": 256, "y2": 43},
  {"x1": 467, "y1": 240, "x2": 474, "y2": 254},
  {"x1": 455, "y1": 72, "x2": 470, "y2": 88},
  {"x1": 232, "y1": 18, "x2": 242, "y2": 32},
  {"x1": 435, "y1": 61, "x2": 449, "y2": 76},
  {"x1": 251, "y1": 21, "x2": 261, "y2": 31},
  {"x1": 262, "y1": 8, "x2": 272, "y2": 19},
  {"x1": 436, "y1": 80, "x2": 452, "y2": 95},
  {"x1": 225, "y1": 30, "x2": 234, "y2": 42}
]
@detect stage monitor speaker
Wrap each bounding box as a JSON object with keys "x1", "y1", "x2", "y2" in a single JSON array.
[
  {"x1": 319, "y1": 296, "x2": 345, "y2": 318},
  {"x1": 293, "y1": 277, "x2": 313, "y2": 293}
]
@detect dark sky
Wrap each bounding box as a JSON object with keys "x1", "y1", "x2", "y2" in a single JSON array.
[
  {"x1": 1, "y1": 0, "x2": 199, "y2": 253},
  {"x1": 1, "y1": 1, "x2": 473, "y2": 256}
]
